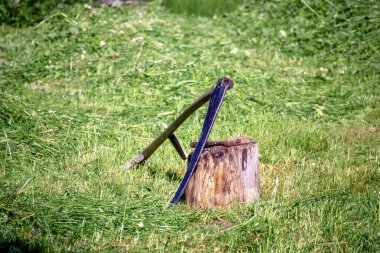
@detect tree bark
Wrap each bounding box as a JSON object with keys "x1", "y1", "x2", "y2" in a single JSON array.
[{"x1": 185, "y1": 137, "x2": 259, "y2": 208}]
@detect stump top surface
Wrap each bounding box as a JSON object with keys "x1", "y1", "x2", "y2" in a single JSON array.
[{"x1": 190, "y1": 136, "x2": 255, "y2": 148}]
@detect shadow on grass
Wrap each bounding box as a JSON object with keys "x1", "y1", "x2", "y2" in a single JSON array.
[{"x1": 0, "y1": 238, "x2": 44, "y2": 253}]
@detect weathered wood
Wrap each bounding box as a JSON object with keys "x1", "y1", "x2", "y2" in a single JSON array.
[{"x1": 185, "y1": 137, "x2": 259, "y2": 208}]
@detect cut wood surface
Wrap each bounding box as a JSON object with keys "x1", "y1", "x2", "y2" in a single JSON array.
[{"x1": 185, "y1": 137, "x2": 259, "y2": 208}]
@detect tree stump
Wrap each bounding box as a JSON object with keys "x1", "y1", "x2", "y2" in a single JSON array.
[{"x1": 185, "y1": 136, "x2": 259, "y2": 208}]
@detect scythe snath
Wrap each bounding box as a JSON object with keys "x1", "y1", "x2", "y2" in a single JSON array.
[{"x1": 122, "y1": 77, "x2": 234, "y2": 206}]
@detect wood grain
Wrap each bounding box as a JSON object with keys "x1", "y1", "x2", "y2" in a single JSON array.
[{"x1": 185, "y1": 138, "x2": 259, "y2": 208}]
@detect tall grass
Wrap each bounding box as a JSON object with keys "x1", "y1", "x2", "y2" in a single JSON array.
[{"x1": 162, "y1": 0, "x2": 246, "y2": 16}]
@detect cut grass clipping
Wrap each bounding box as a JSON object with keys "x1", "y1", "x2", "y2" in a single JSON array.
[{"x1": 1, "y1": 0, "x2": 379, "y2": 251}]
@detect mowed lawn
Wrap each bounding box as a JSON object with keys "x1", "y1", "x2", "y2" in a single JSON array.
[{"x1": 0, "y1": 1, "x2": 379, "y2": 251}]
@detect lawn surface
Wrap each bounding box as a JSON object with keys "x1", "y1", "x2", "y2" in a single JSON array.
[{"x1": 1, "y1": 0, "x2": 379, "y2": 251}]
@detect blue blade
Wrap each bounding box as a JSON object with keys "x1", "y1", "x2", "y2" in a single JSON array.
[{"x1": 169, "y1": 86, "x2": 228, "y2": 206}]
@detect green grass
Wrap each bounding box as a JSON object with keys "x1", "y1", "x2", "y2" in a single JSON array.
[
  {"x1": 0, "y1": 0, "x2": 379, "y2": 251},
  {"x1": 163, "y1": 0, "x2": 246, "y2": 17}
]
